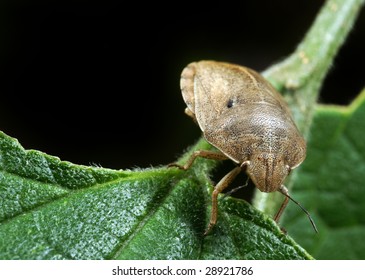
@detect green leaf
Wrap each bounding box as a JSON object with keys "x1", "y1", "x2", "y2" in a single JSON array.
[
  {"x1": 0, "y1": 132, "x2": 311, "y2": 259},
  {"x1": 282, "y1": 89, "x2": 365, "y2": 260},
  {"x1": 1, "y1": 0, "x2": 363, "y2": 260}
]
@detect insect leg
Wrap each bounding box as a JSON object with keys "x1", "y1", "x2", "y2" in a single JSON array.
[
  {"x1": 168, "y1": 150, "x2": 229, "y2": 170},
  {"x1": 274, "y1": 185, "x2": 290, "y2": 223},
  {"x1": 184, "y1": 108, "x2": 197, "y2": 123},
  {"x1": 204, "y1": 166, "x2": 242, "y2": 236}
]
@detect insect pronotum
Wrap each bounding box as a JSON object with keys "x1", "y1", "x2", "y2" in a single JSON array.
[{"x1": 170, "y1": 60, "x2": 317, "y2": 235}]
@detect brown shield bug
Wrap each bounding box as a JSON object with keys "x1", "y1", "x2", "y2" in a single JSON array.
[{"x1": 170, "y1": 60, "x2": 317, "y2": 235}]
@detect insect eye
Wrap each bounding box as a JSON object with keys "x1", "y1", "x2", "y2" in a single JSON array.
[{"x1": 227, "y1": 99, "x2": 234, "y2": 108}]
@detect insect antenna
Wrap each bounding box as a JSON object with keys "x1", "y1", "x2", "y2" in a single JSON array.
[
  {"x1": 222, "y1": 177, "x2": 250, "y2": 199},
  {"x1": 282, "y1": 193, "x2": 318, "y2": 233}
]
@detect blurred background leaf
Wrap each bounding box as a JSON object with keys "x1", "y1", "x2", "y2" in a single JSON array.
[{"x1": 283, "y1": 89, "x2": 365, "y2": 259}]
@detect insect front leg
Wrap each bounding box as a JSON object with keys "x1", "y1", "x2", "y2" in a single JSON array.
[
  {"x1": 168, "y1": 150, "x2": 229, "y2": 170},
  {"x1": 275, "y1": 185, "x2": 318, "y2": 233},
  {"x1": 274, "y1": 185, "x2": 290, "y2": 223},
  {"x1": 204, "y1": 166, "x2": 242, "y2": 236}
]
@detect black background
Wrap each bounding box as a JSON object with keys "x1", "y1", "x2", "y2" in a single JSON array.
[{"x1": 1, "y1": 0, "x2": 364, "y2": 170}]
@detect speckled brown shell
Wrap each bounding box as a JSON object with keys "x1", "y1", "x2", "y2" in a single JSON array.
[{"x1": 180, "y1": 60, "x2": 306, "y2": 192}]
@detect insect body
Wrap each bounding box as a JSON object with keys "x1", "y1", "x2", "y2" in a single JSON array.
[{"x1": 171, "y1": 60, "x2": 316, "y2": 234}]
